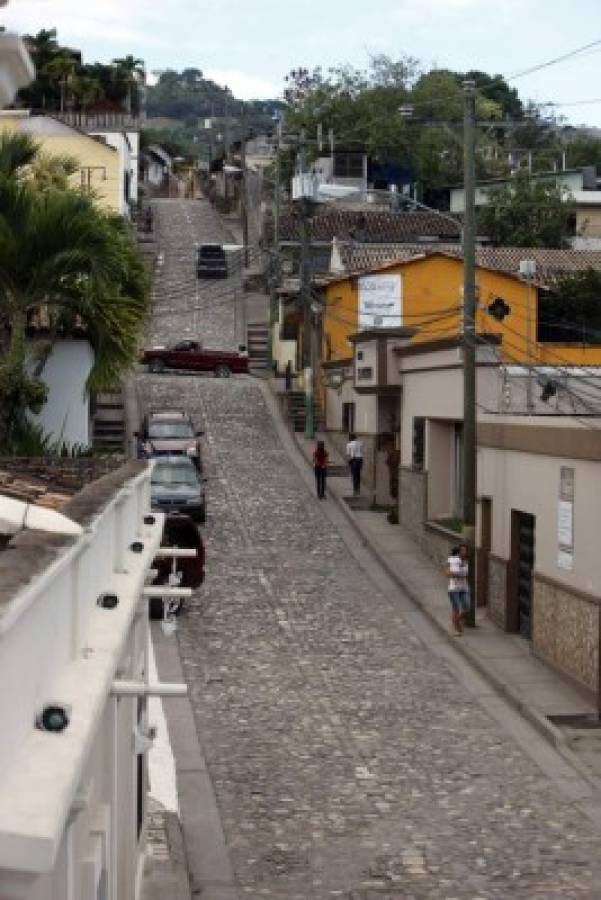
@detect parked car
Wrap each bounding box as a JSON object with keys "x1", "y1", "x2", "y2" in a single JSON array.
[
  {"x1": 150, "y1": 513, "x2": 205, "y2": 619},
  {"x1": 141, "y1": 340, "x2": 249, "y2": 377},
  {"x1": 136, "y1": 409, "x2": 203, "y2": 469},
  {"x1": 151, "y1": 456, "x2": 207, "y2": 522},
  {"x1": 197, "y1": 243, "x2": 227, "y2": 278}
]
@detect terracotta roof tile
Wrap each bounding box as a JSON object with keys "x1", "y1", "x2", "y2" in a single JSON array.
[
  {"x1": 333, "y1": 243, "x2": 601, "y2": 287},
  {"x1": 270, "y1": 209, "x2": 461, "y2": 243}
]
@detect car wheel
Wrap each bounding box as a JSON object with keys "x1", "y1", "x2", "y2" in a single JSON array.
[
  {"x1": 148, "y1": 358, "x2": 165, "y2": 374},
  {"x1": 214, "y1": 364, "x2": 231, "y2": 378},
  {"x1": 195, "y1": 506, "x2": 206, "y2": 524}
]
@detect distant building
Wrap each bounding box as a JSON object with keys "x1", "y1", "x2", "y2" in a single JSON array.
[
  {"x1": 450, "y1": 167, "x2": 601, "y2": 249},
  {"x1": 0, "y1": 111, "x2": 131, "y2": 215}
]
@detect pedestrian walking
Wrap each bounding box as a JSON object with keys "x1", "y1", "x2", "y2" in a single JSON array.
[
  {"x1": 346, "y1": 432, "x2": 364, "y2": 496},
  {"x1": 284, "y1": 360, "x2": 293, "y2": 392},
  {"x1": 446, "y1": 544, "x2": 470, "y2": 635},
  {"x1": 313, "y1": 439, "x2": 329, "y2": 499}
]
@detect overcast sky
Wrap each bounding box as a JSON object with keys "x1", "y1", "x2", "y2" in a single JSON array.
[{"x1": 4, "y1": 0, "x2": 601, "y2": 127}]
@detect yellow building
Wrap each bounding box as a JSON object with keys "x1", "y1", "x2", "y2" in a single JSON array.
[
  {"x1": 323, "y1": 247, "x2": 601, "y2": 369},
  {"x1": 0, "y1": 110, "x2": 125, "y2": 214}
]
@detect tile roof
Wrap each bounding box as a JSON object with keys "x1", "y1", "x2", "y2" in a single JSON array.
[
  {"x1": 270, "y1": 208, "x2": 461, "y2": 243},
  {"x1": 331, "y1": 243, "x2": 601, "y2": 288}
]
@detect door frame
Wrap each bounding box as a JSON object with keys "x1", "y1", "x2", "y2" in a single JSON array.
[{"x1": 477, "y1": 496, "x2": 492, "y2": 608}]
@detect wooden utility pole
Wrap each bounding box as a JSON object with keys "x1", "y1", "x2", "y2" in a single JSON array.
[
  {"x1": 462, "y1": 79, "x2": 477, "y2": 626},
  {"x1": 298, "y1": 128, "x2": 315, "y2": 438}
]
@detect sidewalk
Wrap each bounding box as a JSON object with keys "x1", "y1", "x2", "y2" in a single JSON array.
[{"x1": 289, "y1": 422, "x2": 597, "y2": 763}]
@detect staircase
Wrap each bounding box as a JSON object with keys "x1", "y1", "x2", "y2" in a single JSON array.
[
  {"x1": 282, "y1": 390, "x2": 325, "y2": 433},
  {"x1": 246, "y1": 323, "x2": 269, "y2": 372},
  {"x1": 93, "y1": 390, "x2": 126, "y2": 452}
]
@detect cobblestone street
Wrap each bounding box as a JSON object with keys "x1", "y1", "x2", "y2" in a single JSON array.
[{"x1": 138, "y1": 200, "x2": 600, "y2": 899}]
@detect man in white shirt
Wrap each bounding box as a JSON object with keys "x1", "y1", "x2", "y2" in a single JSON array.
[
  {"x1": 346, "y1": 433, "x2": 364, "y2": 496},
  {"x1": 446, "y1": 544, "x2": 469, "y2": 634}
]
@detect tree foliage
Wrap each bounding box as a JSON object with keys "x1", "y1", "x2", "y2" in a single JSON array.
[
  {"x1": 0, "y1": 133, "x2": 149, "y2": 451},
  {"x1": 539, "y1": 269, "x2": 601, "y2": 344},
  {"x1": 282, "y1": 57, "x2": 516, "y2": 194},
  {"x1": 478, "y1": 172, "x2": 575, "y2": 248},
  {"x1": 17, "y1": 28, "x2": 142, "y2": 113}
]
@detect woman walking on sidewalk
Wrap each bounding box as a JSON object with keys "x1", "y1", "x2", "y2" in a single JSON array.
[
  {"x1": 446, "y1": 544, "x2": 470, "y2": 634},
  {"x1": 313, "y1": 440, "x2": 329, "y2": 499}
]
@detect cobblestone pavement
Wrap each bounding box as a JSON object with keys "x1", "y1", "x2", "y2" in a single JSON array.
[{"x1": 138, "y1": 200, "x2": 600, "y2": 899}]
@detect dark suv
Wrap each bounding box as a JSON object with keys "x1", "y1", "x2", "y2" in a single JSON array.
[
  {"x1": 197, "y1": 243, "x2": 227, "y2": 278},
  {"x1": 136, "y1": 409, "x2": 203, "y2": 469}
]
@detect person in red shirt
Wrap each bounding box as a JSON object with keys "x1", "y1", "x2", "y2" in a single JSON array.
[{"x1": 313, "y1": 440, "x2": 329, "y2": 499}]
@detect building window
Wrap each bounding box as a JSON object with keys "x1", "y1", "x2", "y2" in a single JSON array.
[
  {"x1": 412, "y1": 417, "x2": 425, "y2": 470},
  {"x1": 357, "y1": 366, "x2": 373, "y2": 380},
  {"x1": 357, "y1": 350, "x2": 364, "y2": 360},
  {"x1": 333, "y1": 151, "x2": 364, "y2": 179},
  {"x1": 342, "y1": 402, "x2": 356, "y2": 434}
]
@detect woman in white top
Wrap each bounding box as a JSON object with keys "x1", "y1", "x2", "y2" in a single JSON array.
[{"x1": 446, "y1": 544, "x2": 469, "y2": 634}]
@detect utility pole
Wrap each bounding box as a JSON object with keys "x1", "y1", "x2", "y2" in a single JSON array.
[
  {"x1": 224, "y1": 88, "x2": 231, "y2": 160},
  {"x1": 462, "y1": 79, "x2": 477, "y2": 627},
  {"x1": 241, "y1": 114, "x2": 249, "y2": 267},
  {"x1": 298, "y1": 128, "x2": 315, "y2": 439},
  {"x1": 268, "y1": 120, "x2": 282, "y2": 371}
]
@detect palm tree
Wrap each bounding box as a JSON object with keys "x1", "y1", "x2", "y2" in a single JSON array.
[
  {"x1": 0, "y1": 133, "x2": 149, "y2": 451},
  {"x1": 112, "y1": 55, "x2": 145, "y2": 115},
  {"x1": 44, "y1": 52, "x2": 77, "y2": 113},
  {"x1": 72, "y1": 75, "x2": 102, "y2": 113}
]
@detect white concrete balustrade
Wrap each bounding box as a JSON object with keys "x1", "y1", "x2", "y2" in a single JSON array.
[{"x1": 0, "y1": 464, "x2": 171, "y2": 900}]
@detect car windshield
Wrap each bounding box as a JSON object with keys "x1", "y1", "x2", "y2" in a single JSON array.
[
  {"x1": 152, "y1": 464, "x2": 199, "y2": 487},
  {"x1": 147, "y1": 421, "x2": 194, "y2": 439}
]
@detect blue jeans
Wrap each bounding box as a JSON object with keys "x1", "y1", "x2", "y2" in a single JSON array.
[{"x1": 448, "y1": 590, "x2": 470, "y2": 614}]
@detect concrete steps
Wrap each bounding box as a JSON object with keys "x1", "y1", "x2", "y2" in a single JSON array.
[
  {"x1": 247, "y1": 323, "x2": 269, "y2": 371},
  {"x1": 93, "y1": 390, "x2": 125, "y2": 452},
  {"x1": 282, "y1": 390, "x2": 325, "y2": 433}
]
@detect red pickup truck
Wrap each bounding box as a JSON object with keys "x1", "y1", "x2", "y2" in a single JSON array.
[{"x1": 142, "y1": 340, "x2": 249, "y2": 377}]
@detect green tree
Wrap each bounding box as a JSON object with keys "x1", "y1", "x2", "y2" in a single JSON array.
[
  {"x1": 564, "y1": 133, "x2": 601, "y2": 170},
  {"x1": 539, "y1": 269, "x2": 601, "y2": 344},
  {"x1": 478, "y1": 171, "x2": 575, "y2": 247},
  {"x1": 71, "y1": 75, "x2": 102, "y2": 112},
  {"x1": 43, "y1": 50, "x2": 78, "y2": 112},
  {"x1": 112, "y1": 55, "x2": 145, "y2": 114},
  {"x1": 0, "y1": 133, "x2": 149, "y2": 451}
]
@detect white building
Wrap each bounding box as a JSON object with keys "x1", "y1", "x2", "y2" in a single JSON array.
[
  {"x1": 0, "y1": 31, "x2": 34, "y2": 108},
  {"x1": 0, "y1": 460, "x2": 183, "y2": 899}
]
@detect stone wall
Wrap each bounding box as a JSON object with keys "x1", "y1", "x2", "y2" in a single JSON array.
[
  {"x1": 488, "y1": 554, "x2": 509, "y2": 630},
  {"x1": 399, "y1": 467, "x2": 427, "y2": 541},
  {"x1": 533, "y1": 575, "x2": 600, "y2": 695}
]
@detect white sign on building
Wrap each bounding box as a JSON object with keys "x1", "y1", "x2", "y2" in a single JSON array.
[{"x1": 358, "y1": 274, "x2": 402, "y2": 329}]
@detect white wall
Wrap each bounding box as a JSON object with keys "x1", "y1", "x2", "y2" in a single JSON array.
[
  {"x1": 89, "y1": 131, "x2": 132, "y2": 215},
  {"x1": 126, "y1": 131, "x2": 140, "y2": 204},
  {"x1": 0, "y1": 466, "x2": 162, "y2": 900},
  {"x1": 28, "y1": 340, "x2": 94, "y2": 449},
  {"x1": 479, "y1": 446, "x2": 601, "y2": 596}
]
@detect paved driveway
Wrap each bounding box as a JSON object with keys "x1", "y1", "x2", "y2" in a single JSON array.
[{"x1": 137, "y1": 199, "x2": 599, "y2": 899}]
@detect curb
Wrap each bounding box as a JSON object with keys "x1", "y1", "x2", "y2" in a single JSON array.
[
  {"x1": 261, "y1": 378, "x2": 601, "y2": 788},
  {"x1": 164, "y1": 811, "x2": 193, "y2": 900}
]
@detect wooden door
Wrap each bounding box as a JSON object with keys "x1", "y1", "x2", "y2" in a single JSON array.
[{"x1": 509, "y1": 510, "x2": 535, "y2": 637}]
